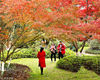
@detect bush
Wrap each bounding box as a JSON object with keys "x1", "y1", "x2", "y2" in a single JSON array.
[
  {"x1": 11, "y1": 48, "x2": 51, "y2": 59},
  {"x1": 89, "y1": 39, "x2": 100, "y2": 50},
  {"x1": 10, "y1": 48, "x2": 75, "y2": 59},
  {"x1": 82, "y1": 56, "x2": 100, "y2": 75},
  {"x1": 85, "y1": 39, "x2": 100, "y2": 54},
  {"x1": 85, "y1": 48, "x2": 100, "y2": 54},
  {"x1": 12, "y1": 48, "x2": 34, "y2": 59},
  {"x1": 65, "y1": 49, "x2": 76, "y2": 56},
  {"x1": 11, "y1": 48, "x2": 53, "y2": 59},
  {"x1": 82, "y1": 56, "x2": 98, "y2": 70},
  {"x1": 57, "y1": 56, "x2": 82, "y2": 72},
  {"x1": 57, "y1": 55, "x2": 100, "y2": 75}
]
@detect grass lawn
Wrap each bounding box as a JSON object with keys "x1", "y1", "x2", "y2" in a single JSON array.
[
  {"x1": 10, "y1": 58, "x2": 100, "y2": 80},
  {"x1": 79, "y1": 47, "x2": 90, "y2": 51}
]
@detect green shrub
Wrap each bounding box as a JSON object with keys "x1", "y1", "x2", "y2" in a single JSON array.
[
  {"x1": 65, "y1": 49, "x2": 76, "y2": 56},
  {"x1": 82, "y1": 56, "x2": 100, "y2": 75},
  {"x1": 12, "y1": 48, "x2": 34, "y2": 59},
  {"x1": 44, "y1": 49, "x2": 52, "y2": 58},
  {"x1": 11, "y1": 48, "x2": 52, "y2": 59},
  {"x1": 85, "y1": 48, "x2": 100, "y2": 54},
  {"x1": 57, "y1": 56, "x2": 82, "y2": 72},
  {"x1": 82, "y1": 56, "x2": 98, "y2": 70},
  {"x1": 90, "y1": 39, "x2": 100, "y2": 50},
  {"x1": 85, "y1": 39, "x2": 100, "y2": 54},
  {"x1": 33, "y1": 48, "x2": 53, "y2": 58},
  {"x1": 57, "y1": 55, "x2": 100, "y2": 74},
  {"x1": 10, "y1": 48, "x2": 75, "y2": 59}
]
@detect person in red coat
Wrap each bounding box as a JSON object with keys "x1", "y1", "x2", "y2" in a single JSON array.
[
  {"x1": 37, "y1": 47, "x2": 46, "y2": 75},
  {"x1": 57, "y1": 41, "x2": 66, "y2": 59}
]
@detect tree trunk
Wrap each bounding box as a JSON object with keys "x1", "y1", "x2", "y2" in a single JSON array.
[
  {"x1": 1, "y1": 44, "x2": 5, "y2": 62},
  {"x1": 72, "y1": 41, "x2": 79, "y2": 56},
  {"x1": 1, "y1": 62, "x2": 5, "y2": 72},
  {"x1": 0, "y1": 60, "x2": 1, "y2": 71},
  {"x1": 4, "y1": 48, "x2": 16, "y2": 62},
  {"x1": 75, "y1": 48, "x2": 79, "y2": 56},
  {"x1": 80, "y1": 40, "x2": 87, "y2": 53},
  {"x1": 0, "y1": 50, "x2": 1, "y2": 61}
]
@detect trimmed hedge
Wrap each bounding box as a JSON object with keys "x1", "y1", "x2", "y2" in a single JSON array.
[
  {"x1": 57, "y1": 56, "x2": 82, "y2": 72},
  {"x1": 10, "y1": 48, "x2": 75, "y2": 59},
  {"x1": 85, "y1": 39, "x2": 100, "y2": 54},
  {"x1": 11, "y1": 48, "x2": 52, "y2": 59},
  {"x1": 57, "y1": 56, "x2": 100, "y2": 75},
  {"x1": 89, "y1": 39, "x2": 100, "y2": 50},
  {"x1": 12, "y1": 48, "x2": 34, "y2": 59},
  {"x1": 85, "y1": 48, "x2": 100, "y2": 54},
  {"x1": 82, "y1": 56, "x2": 100, "y2": 74}
]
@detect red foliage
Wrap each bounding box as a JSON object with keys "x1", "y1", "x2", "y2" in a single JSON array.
[
  {"x1": 76, "y1": 0, "x2": 100, "y2": 18},
  {"x1": 0, "y1": 0, "x2": 100, "y2": 42}
]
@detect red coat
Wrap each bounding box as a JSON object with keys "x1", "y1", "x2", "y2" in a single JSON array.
[
  {"x1": 37, "y1": 51, "x2": 46, "y2": 68},
  {"x1": 57, "y1": 44, "x2": 66, "y2": 54}
]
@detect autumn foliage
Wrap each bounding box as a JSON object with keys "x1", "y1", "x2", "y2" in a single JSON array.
[{"x1": 0, "y1": 0, "x2": 100, "y2": 61}]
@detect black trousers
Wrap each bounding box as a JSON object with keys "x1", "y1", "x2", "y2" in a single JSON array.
[
  {"x1": 58, "y1": 52, "x2": 64, "y2": 59},
  {"x1": 51, "y1": 52, "x2": 56, "y2": 61},
  {"x1": 40, "y1": 67, "x2": 43, "y2": 75}
]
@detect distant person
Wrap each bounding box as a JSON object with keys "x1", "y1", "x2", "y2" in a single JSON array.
[
  {"x1": 37, "y1": 47, "x2": 46, "y2": 75},
  {"x1": 50, "y1": 44, "x2": 57, "y2": 62},
  {"x1": 57, "y1": 41, "x2": 66, "y2": 59}
]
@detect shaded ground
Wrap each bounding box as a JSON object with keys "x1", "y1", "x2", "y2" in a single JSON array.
[
  {"x1": 0, "y1": 63, "x2": 30, "y2": 80},
  {"x1": 10, "y1": 58, "x2": 100, "y2": 80}
]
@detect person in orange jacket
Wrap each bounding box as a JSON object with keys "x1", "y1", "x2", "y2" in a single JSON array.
[
  {"x1": 37, "y1": 47, "x2": 46, "y2": 75},
  {"x1": 57, "y1": 41, "x2": 66, "y2": 59}
]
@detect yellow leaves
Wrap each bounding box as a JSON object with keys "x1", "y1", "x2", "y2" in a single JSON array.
[{"x1": 15, "y1": 30, "x2": 43, "y2": 47}]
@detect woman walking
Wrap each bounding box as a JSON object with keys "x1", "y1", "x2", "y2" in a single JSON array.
[
  {"x1": 50, "y1": 44, "x2": 57, "y2": 62},
  {"x1": 37, "y1": 47, "x2": 46, "y2": 75}
]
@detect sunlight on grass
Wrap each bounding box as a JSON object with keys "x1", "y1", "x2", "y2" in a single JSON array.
[{"x1": 10, "y1": 58, "x2": 100, "y2": 80}]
